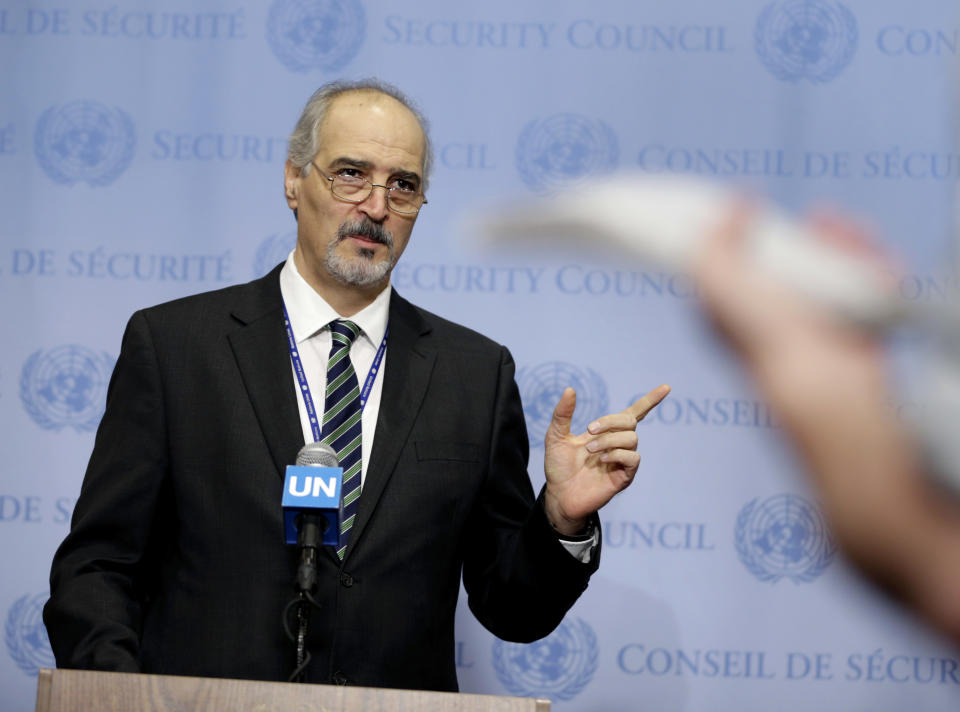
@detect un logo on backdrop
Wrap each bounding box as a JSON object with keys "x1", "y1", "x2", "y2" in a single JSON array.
[
  {"x1": 493, "y1": 618, "x2": 598, "y2": 701},
  {"x1": 266, "y1": 0, "x2": 366, "y2": 72},
  {"x1": 735, "y1": 494, "x2": 835, "y2": 584},
  {"x1": 516, "y1": 114, "x2": 618, "y2": 193},
  {"x1": 34, "y1": 101, "x2": 136, "y2": 186},
  {"x1": 5, "y1": 594, "x2": 54, "y2": 677},
  {"x1": 253, "y1": 230, "x2": 298, "y2": 277},
  {"x1": 20, "y1": 345, "x2": 114, "y2": 432},
  {"x1": 755, "y1": 0, "x2": 858, "y2": 83},
  {"x1": 517, "y1": 362, "x2": 608, "y2": 448}
]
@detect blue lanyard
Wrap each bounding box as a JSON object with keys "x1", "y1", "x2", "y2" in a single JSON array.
[{"x1": 282, "y1": 302, "x2": 388, "y2": 443}]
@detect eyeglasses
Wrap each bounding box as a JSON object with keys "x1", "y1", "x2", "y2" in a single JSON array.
[{"x1": 310, "y1": 162, "x2": 428, "y2": 216}]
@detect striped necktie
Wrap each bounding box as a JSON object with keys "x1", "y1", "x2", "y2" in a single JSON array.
[{"x1": 322, "y1": 319, "x2": 362, "y2": 560}]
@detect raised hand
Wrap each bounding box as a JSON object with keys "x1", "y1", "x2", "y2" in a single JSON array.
[{"x1": 542, "y1": 384, "x2": 671, "y2": 535}]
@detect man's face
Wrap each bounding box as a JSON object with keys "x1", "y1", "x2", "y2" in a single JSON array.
[{"x1": 284, "y1": 91, "x2": 426, "y2": 294}]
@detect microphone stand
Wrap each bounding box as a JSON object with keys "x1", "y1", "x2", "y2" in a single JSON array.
[{"x1": 284, "y1": 513, "x2": 326, "y2": 682}]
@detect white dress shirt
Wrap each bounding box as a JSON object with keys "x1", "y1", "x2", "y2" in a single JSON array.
[{"x1": 280, "y1": 253, "x2": 389, "y2": 487}]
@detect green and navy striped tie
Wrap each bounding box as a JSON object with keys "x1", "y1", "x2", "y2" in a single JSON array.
[{"x1": 322, "y1": 319, "x2": 363, "y2": 560}]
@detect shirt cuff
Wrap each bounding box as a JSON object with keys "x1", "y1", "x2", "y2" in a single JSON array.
[{"x1": 558, "y1": 524, "x2": 599, "y2": 564}]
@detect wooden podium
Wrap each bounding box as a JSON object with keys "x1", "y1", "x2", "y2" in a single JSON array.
[{"x1": 35, "y1": 668, "x2": 550, "y2": 712}]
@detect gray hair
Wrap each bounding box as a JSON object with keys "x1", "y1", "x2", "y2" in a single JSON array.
[{"x1": 287, "y1": 78, "x2": 434, "y2": 192}]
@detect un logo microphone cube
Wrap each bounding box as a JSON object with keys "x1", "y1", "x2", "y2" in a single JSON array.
[{"x1": 282, "y1": 465, "x2": 343, "y2": 547}]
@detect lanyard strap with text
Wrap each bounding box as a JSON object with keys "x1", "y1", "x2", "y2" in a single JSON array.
[{"x1": 282, "y1": 302, "x2": 388, "y2": 443}]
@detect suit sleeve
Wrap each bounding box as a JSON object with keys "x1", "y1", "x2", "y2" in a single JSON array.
[
  {"x1": 461, "y1": 346, "x2": 600, "y2": 643},
  {"x1": 44, "y1": 310, "x2": 170, "y2": 672}
]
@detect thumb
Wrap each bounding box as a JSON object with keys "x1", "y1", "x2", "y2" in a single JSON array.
[{"x1": 547, "y1": 387, "x2": 577, "y2": 440}]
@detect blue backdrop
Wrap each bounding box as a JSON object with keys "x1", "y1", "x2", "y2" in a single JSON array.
[{"x1": 2, "y1": 1, "x2": 960, "y2": 710}]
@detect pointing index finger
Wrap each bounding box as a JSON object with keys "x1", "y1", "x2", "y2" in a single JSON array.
[
  {"x1": 588, "y1": 384, "x2": 671, "y2": 434},
  {"x1": 629, "y1": 384, "x2": 671, "y2": 424}
]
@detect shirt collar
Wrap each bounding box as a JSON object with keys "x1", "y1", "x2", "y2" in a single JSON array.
[{"x1": 279, "y1": 252, "x2": 391, "y2": 349}]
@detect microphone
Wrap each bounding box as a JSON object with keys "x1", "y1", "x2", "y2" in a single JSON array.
[{"x1": 282, "y1": 442, "x2": 343, "y2": 593}]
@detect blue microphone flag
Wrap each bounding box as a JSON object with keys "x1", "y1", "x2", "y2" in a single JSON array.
[{"x1": 282, "y1": 465, "x2": 343, "y2": 546}]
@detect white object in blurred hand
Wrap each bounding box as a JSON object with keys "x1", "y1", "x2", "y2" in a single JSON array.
[{"x1": 472, "y1": 174, "x2": 928, "y2": 331}]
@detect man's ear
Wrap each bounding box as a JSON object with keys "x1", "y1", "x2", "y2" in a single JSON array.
[{"x1": 283, "y1": 160, "x2": 301, "y2": 211}]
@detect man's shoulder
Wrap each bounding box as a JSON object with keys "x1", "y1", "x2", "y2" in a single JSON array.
[
  {"x1": 393, "y1": 292, "x2": 506, "y2": 357},
  {"x1": 136, "y1": 266, "x2": 281, "y2": 327}
]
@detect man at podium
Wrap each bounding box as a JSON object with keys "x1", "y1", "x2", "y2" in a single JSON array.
[{"x1": 43, "y1": 79, "x2": 668, "y2": 691}]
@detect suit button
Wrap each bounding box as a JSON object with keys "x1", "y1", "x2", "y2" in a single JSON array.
[
  {"x1": 340, "y1": 572, "x2": 354, "y2": 587},
  {"x1": 332, "y1": 671, "x2": 347, "y2": 685}
]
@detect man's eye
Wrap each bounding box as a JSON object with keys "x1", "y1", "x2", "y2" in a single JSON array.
[
  {"x1": 391, "y1": 179, "x2": 417, "y2": 193},
  {"x1": 336, "y1": 168, "x2": 364, "y2": 181}
]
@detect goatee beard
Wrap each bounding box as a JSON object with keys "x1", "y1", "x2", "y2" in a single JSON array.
[{"x1": 324, "y1": 219, "x2": 396, "y2": 288}]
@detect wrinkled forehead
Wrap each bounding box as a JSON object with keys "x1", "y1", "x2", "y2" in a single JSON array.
[{"x1": 317, "y1": 90, "x2": 427, "y2": 172}]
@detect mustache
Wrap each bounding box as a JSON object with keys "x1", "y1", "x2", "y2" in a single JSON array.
[{"x1": 337, "y1": 219, "x2": 394, "y2": 248}]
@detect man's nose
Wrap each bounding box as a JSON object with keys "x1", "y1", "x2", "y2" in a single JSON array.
[{"x1": 359, "y1": 183, "x2": 390, "y2": 221}]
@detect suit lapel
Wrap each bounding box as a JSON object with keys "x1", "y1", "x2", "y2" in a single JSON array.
[
  {"x1": 227, "y1": 265, "x2": 303, "y2": 479},
  {"x1": 345, "y1": 291, "x2": 435, "y2": 559}
]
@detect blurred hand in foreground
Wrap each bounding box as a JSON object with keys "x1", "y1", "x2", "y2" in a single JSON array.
[{"x1": 695, "y1": 205, "x2": 960, "y2": 643}]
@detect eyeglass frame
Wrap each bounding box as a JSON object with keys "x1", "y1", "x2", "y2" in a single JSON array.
[{"x1": 309, "y1": 161, "x2": 428, "y2": 216}]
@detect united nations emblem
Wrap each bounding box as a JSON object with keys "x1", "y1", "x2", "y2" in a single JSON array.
[
  {"x1": 20, "y1": 345, "x2": 115, "y2": 432},
  {"x1": 266, "y1": 0, "x2": 366, "y2": 73},
  {"x1": 5, "y1": 593, "x2": 54, "y2": 677},
  {"x1": 493, "y1": 618, "x2": 598, "y2": 701},
  {"x1": 755, "y1": 0, "x2": 858, "y2": 83},
  {"x1": 34, "y1": 101, "x2": 136, "y2": 186},
  {"x1": 735, "y1": 494, "x2": 835, "y2": 584},
  {"x1": 253, "y1": 230, "x2": 297, "y2": 277},
  {"x1": 516, "y1": 362, "x2": 608, "y2": 448},
  {"x1": 515, "y1": 114, "x2": 618, "y2": 193}
]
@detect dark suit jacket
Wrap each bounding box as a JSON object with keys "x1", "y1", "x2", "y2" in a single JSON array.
[{"x1": 44, "y1": 265, "x2": 599, "y2": 691}]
